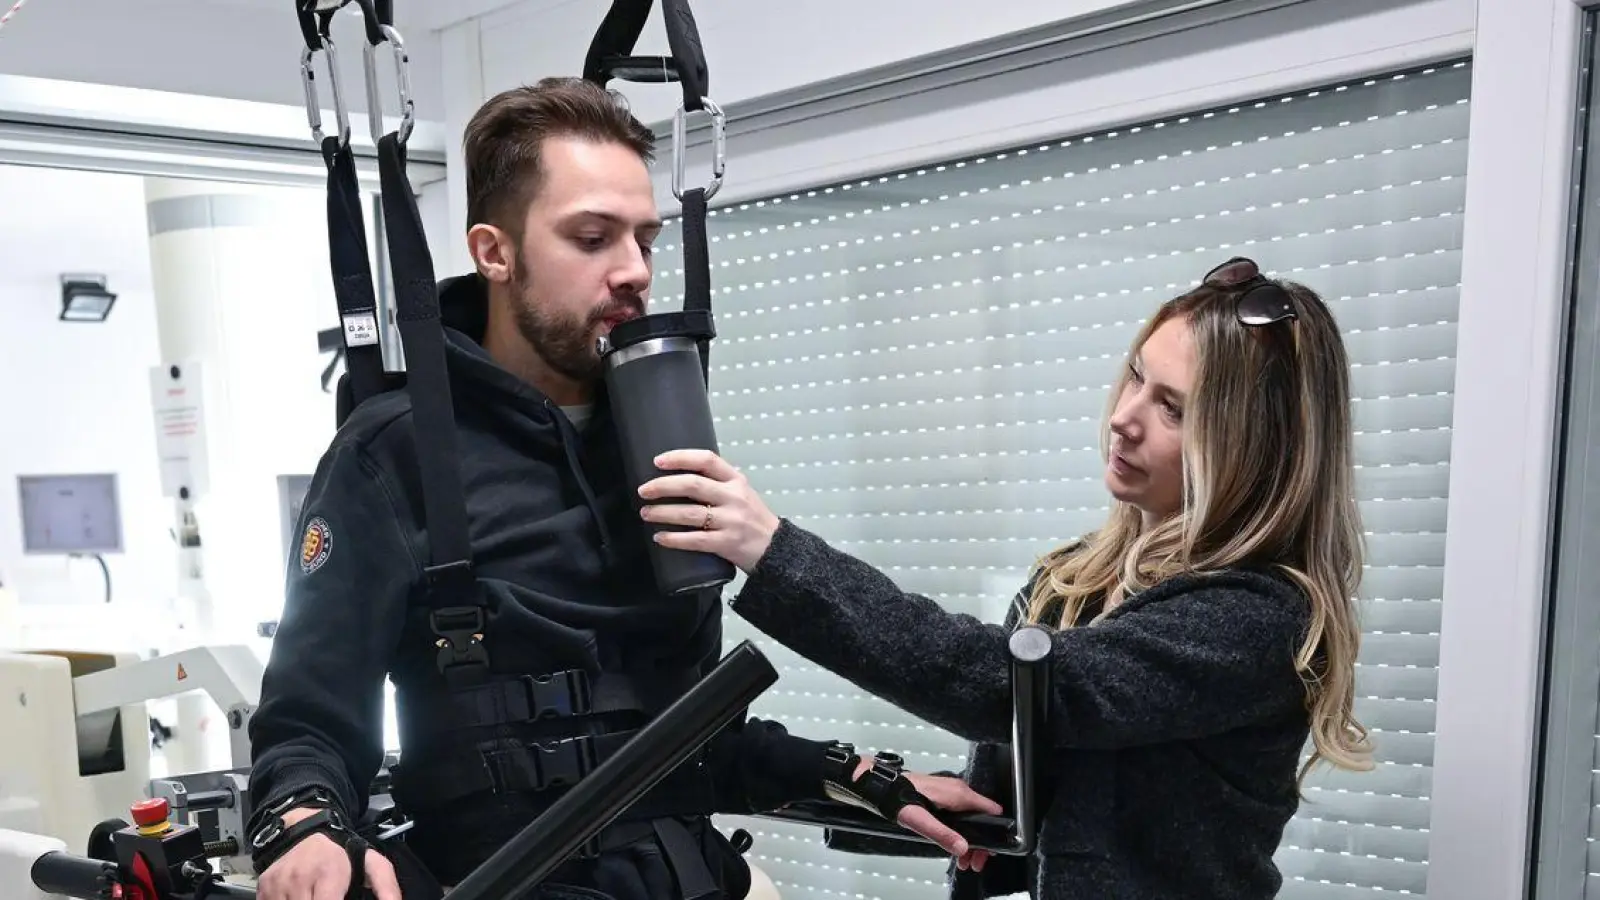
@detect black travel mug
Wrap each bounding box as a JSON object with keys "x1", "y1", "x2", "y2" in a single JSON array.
[{"x1": 598, "y1": 309, "x2": 736, "y2": 595}]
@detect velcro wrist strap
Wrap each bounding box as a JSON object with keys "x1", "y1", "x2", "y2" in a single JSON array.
[
  {"x1": 819, "y1": 741, "x2": 862, "y2": 798},
  {"x1": 246, "y1": 785, "x2": 338, "y2": 841},
  {"x1": 341, "y1": 831, "x2": 372, "y2": 900},
  {"x1": 250, "y1": 807, "x2": 354, "y2": 875},
  {"x1": 822, "y1": 750, "x2": 933, "y2": 822},
  {"x1": 854, "y1": 754, "x2": 932, "y2": 820}
]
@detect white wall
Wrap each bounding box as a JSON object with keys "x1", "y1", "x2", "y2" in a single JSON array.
[
  {"x1": 0, "y1": 165, "x2": 171, "y2": 649},
  {"x1": 466, "y1": 0, "x2": 1170, "y2": 127},
  {"x1": 0, "y1": 0, "x2": 445, "y2": 120},
  {"x1": 431, "y1": 0, "x2": 1172, "y2": 244},
  {"x1": 0, "y1": 163, "x2": 360, "y2": 653},
  {"x1": 142, "y1": 178, "x2": 346, "y2": 645}
]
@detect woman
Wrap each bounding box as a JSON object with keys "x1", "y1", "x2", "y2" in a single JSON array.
[{"x1": 637, "y1": 257, "x2": 1375, "y2": 899}]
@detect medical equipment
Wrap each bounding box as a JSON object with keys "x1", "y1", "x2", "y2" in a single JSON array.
[
  {"x1": 0, "y1": 645, "x2": 262, "y2": 866},
  {"x1": 763, "y1": 624, "x2": 1054, "y2": 856},
  {"x1": 6, "y1": 640, "x2": 780, "y2": 900},
  {"x1": 0, "y1": 625, "x2": 1045, "y2": 900}
]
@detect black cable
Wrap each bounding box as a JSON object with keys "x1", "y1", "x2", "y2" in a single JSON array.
[
  {"x1": 92, "y1": 553, "x2": 110, "y2": 604},
  {"x1": 69, "y1": 553, "x2": 112, "y2": 604}
]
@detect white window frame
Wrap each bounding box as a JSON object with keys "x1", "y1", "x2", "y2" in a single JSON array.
[
  {"x1": 1428, "y1": 2, "x2": 1594, "y2": 899},
  {"x1": 0, "y1": 73, "x2": 450, "y2": 191},
  {"x1": 642, "y1": 0, "x2": 1583, "y2": 896}
]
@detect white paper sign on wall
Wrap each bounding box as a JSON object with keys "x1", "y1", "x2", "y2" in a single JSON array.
[{"x1": 148, "y1": 362, "x2": 210, "y2": 500}]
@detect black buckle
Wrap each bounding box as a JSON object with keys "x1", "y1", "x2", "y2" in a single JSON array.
[
  {"x1": 523, "y1": 670, "x2": 592, "y2": 720},
  {"x1": 483, "y1": 737, "x2": 596, "y2": 794},
  {"x1": 533, "y1": 738, "x2": 597, "y2": 790},
  {"x1": 430, "y1": 605, "x2": 488, "y2": 672}
]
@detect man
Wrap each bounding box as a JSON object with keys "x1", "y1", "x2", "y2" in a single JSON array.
[{"x1": 246, "y1": 77, "x2": 999, "y2": 900}]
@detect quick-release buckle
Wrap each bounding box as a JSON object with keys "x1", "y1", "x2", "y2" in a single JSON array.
[
  {"x1": 523, "y1": 670, "x2": 592, "y2": 721},
  {"x1": 430, "y1": 606, "x2": 488, "y2": 671},
  {"x1": 534, "y1": 738, "x2": 597, "y2": 789},
  {"x1": 483, "y1": 737, "x2": 596, "y2": 794}
]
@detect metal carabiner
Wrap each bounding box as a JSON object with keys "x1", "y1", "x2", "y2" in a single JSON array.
[
  {"x1": 362, "y1": 23, "x2": 416, "y2": 148},
  {"x1": 672, "y1": 97, "x2": 726, "y2": 201},
  {"x1": 300, "y1": 36, "x2": 352, "y2": 148}
]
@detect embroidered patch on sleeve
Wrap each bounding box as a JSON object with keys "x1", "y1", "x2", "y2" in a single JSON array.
[{"x1": 300, "y1": 516, "x2": 333, "y2": 574}]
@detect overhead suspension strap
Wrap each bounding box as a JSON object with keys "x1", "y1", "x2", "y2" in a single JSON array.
[
  {"x1": 295, "y1": 1, "x2": 387, "y2": 411},
  {"x1": 583, "y1": 0, "x2": 725, "y2": 383},
  {"x1": 296, "y1": 0, "x2": 486, "y2": 677}
]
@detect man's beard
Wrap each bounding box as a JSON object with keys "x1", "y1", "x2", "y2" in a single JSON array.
[{"x1": 509, "y1": 265, "x2": 641, "y2": 387}]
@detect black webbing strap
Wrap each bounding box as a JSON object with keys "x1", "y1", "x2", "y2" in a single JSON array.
[
  {"x1": 374, "y1": 131, "x2": 479, "y2": 618},
  {"x1": 679, "y1": 187, "x2": 712, "y2": 382},
  {"x1": 407, "y1": 666, "x2": 704, "y2": 732},
  {"x1": 351, "y1": 0, "x2": 394, "y2": 46},
  {"x1": 393, "y1": 730, "x2": 714, "y2": 818},
  {"x1": 293, "y1": 0, "x2": 337, "y2": 53},
  {"x1": 321, "y1": 135, "x2": 387, "y2": 408},
  {"x1": 582, "y1": 0, "x2": 709, "y2": 114},
  {"x1": 300, "y1": 0, "x2": 484, "y2": 680},
  {"x1": 582, "y1": 0, "x2": 719, "y2": 383},
  {"x1": 296, "y1": 1, "x2": 389, "y2": 414}
]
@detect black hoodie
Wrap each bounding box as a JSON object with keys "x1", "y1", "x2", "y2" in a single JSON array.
[{"x1": 248, "y1": 274, "x2": 829, "y2": 883}]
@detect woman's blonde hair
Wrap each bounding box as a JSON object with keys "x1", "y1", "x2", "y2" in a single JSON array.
[{"x1": 1026, "y1": 272, "x2": 1373, "y2": 783}]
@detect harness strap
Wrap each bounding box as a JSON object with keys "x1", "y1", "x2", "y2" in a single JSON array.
[
  {"x1": 295, "y1": 5, "x2": 388, "y2": 415},
  {"x1": 583, "y1": 0, "x2": 708, "y2": 114},
  {"x1": 373, "y1": 131, "x2": 488, "y2": 680},
  {"x1": 392, "y1": 730, "x2": 714, "y2": 816},
  {"x1": 653, "y1": 818, "x2": 720, "y2": 900},
  {"x1": 679, "y1": 187, "x2": 713, "y2": 382},
  {"x1": 404, "y1": 668, "x2": 688, "y2": 731},
  {"x1": 320, "y1": 135, "x2": 388, "y2": 409},
  {"x1": 584, "y1": 0, "x2": 720, "y2": 384}
]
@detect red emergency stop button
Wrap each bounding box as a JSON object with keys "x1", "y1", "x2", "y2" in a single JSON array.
[{"x1": 130, "y1": 797, "x2": 169, "y2": 828}]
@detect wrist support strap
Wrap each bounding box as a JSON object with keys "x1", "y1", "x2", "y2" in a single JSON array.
[
  {"x1": 249, "y1": 787, "x2": 370, "y2": 899},
  {"x1": 819, "y1": 742, "x2": 933, "y2": 823}
]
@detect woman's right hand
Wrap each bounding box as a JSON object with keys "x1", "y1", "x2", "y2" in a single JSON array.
[{"x1": 255, "y1": 807, "x2": 402, "y2": 900}]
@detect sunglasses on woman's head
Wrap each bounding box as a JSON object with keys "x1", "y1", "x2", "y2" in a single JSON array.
[{"x1": 1202, "y1": 257, "x2": 1298, "y2": 327}]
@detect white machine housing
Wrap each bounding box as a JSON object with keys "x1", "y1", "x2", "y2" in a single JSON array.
[
  {"x1": 0, "y1": 642, "x2": 788, "y2": 899},
  {"x1": 0, "y1": 644, "x2": 261, "y2": 857},
  {"x1": 0, "y1": 649, "x2": 151, "y2": 851},
  {"x1": 0, "y1": 828, "x2": 70, "y2": 900}
]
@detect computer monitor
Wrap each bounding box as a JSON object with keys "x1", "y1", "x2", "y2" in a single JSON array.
[{"x1": 18, "y1": 473, "x2": 124, "y2": 555}]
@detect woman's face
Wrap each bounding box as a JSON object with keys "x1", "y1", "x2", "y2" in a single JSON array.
[{"x1": 1106, "y1": 315, "x2": 1195, "y2": 527}]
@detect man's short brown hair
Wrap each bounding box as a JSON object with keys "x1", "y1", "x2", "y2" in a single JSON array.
[{"x1": 462, "y1": 77, "x2": 656, "y2": 235}]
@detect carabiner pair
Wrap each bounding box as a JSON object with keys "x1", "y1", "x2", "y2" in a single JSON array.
[{"x1": 295, "y1": 0, "x2": 414, "y2": 149}]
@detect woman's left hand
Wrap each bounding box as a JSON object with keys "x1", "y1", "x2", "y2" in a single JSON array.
[{"x1": 638, "y1": 449, "x2": 781, "y2": 573}]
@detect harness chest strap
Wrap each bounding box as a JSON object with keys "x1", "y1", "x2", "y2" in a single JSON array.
[
  {"x1": 405, "y1": 666, "x2": 671, "y2": 731},
  {"x1": 391, "y1": 664, "x2": 712, "y2": 808},
  {"x1": 392, "y1": 722, "x2": 713, "y2": 814}
]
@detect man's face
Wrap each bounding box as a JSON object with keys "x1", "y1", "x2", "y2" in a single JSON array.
[{"x1": 506, "y1": 135, "x2": 662, "y2": 385}]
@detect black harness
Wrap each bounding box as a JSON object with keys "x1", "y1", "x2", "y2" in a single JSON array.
[{"x1": 288, "y1": 0, "x2": 733, "y2": 891}]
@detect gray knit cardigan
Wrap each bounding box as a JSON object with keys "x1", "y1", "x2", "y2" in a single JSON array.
[{"x1": 731, "y1": 519, "x2": 1317, "y2": 899}]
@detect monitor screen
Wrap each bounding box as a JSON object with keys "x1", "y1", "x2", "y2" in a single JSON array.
[{"x1": 18, "y1": 474, "x2": 124, "y2": 555}]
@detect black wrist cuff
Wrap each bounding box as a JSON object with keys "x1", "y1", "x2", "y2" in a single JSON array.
[
  {"x1": 820, "y1": 746, "x2": 933, "y2": 822},
  {"x1": 820, "y1": 740, "x2": 862, "y2": 794},
  {"x1": 852, "y1": 752, "x2": 933, "y2": 819},
  {"x1": 249, "y1": 785, "x2": 359, "y2": 877}
]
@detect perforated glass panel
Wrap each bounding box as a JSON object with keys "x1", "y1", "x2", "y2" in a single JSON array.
[{"x1": 652, "y1": 59, "x2": 1473, "y2": 900}]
